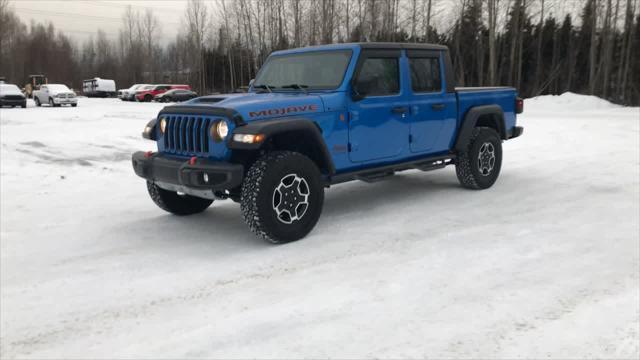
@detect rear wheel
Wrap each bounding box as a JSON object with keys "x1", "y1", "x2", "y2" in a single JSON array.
[
  {"x1": 21, "y1": 102, "x2": 27, "y2": 108},
  {"x1": 144, "y1": 94, "x2": 152, "y2": 102},
  {"x1": 241, "y1": 151, "x2": 324, "y2": 244},
  {"x1": 455, "y1": 127, "x2": 503, "y2": 189},
  {"x1": 146, "y1": 181, "x2": 213, "y2": 215}
]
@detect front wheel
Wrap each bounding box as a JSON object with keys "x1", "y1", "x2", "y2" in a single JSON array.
[
  {"x1": 241, "y1": 151, "x2": 324, "y2": 244},
  {"x1": 146, "y1": 181, "x2": 213, "y2": 215},
  {"x1": 34, "y1": 97, "x2": 41, "y2": 107},
  {"x1": 455, "y1": 127, "x2": 503, "y2": 189}
]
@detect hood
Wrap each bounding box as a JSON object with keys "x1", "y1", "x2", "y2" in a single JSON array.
[
  {"x1": 183, "y1": 92, "x2": 325, "y2": 122},
  {"x1": 0, "y1": 86, "x2": 23, "y2": 96}
]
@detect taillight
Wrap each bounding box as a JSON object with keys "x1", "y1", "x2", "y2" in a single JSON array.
[{"x1": 516, "y1": 97, "x2": 524, "y2": 114}]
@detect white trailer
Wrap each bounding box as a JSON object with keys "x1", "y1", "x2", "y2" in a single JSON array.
[{"x1": 83, "y1": 78, "x2": 116, "y2": 98}]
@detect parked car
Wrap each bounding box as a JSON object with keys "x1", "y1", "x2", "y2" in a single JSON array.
[
  {"x1": 0, "y1": 83, "x2": 27, "y2": 108},
  {"x1": 33, "y1": 84, "x2": 77, "y2": 107},
  {"x1": 153, "y1": 89, "x2": 198, "y2": 103},
  {"x1": 132, "y1": 42, "x2": 524, "y2": 244},
  {"x1": 120, "y1": 84, "x2": 150, "y2": 101},
  {"x1": 82, "y1": 78, "x2": 116, "y2": 97},
  {"x1": 136, "y1": 84, "x2": 190, "y2": 102}
]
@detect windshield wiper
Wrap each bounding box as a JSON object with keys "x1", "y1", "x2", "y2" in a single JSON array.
[
  {"x1": 281, "y1": 84, "x2": 309, "y2": 94},
  {"x1": 253, "y1": 84, "x2": 275, "y2": 93}
]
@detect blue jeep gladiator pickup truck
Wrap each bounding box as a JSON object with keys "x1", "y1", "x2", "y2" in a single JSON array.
[{"x1": 132, "y1": 42, "x2": 524, "y2": 243}]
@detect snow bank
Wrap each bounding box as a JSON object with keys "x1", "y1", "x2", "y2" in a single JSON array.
[{"x1": 525, "y1": 91, "x2": 623, "y2": 112}]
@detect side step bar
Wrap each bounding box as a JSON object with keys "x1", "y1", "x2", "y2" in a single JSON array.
[{"x1": 327, "y1": 154, "x2": 456, "y2": 185}]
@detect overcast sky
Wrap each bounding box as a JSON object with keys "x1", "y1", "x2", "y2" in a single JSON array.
[
  {"x1": 11, "y1": 0, "x2": 584, "y2": 46},
  {"x1": 12, "y1": 0, "x2": 188, "y2": 44}
]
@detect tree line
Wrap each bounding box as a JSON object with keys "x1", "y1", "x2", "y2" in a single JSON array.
[{"x1": 0, "y1": 0, "x2": 638, "y2": 105}]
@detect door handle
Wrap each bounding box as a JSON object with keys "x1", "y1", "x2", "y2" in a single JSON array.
[
  {"x1": 431, "y1": 103, "x2": 446, "y2": 111},
  {"x1": 391, "y1": 106, "x2": 408, "y2": 114}
]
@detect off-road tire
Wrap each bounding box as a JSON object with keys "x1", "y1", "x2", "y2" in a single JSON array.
[
  {"x1": 146, "y1": 181, "x2": 213, "y2": 215},
  {"x1": 241, "y1": 151, "x2": 324, "y2": 244},
  {"x1": 34, "y1": 97, "x2": 41, "y2": 107},
  {"x1": 456, "y1": 127, "x2": 502, "y2": 189}
]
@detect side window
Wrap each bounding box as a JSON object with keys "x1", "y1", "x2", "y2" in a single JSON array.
[
  {"x1": 409, "y1": 57, "x2": 441, "y2": 93},
  {"x1": 355, "y1": 57, "x2": 399, "y2": 96}
]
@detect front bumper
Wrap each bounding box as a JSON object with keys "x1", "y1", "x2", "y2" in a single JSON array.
[
  {"x1": 53, "y1": 97, "x2": 77, "y2": 105},
  {"x1": 131, "y1": 151, "x2": 244, "y2": 191},
  {"x1": 0, "y1": 99, "x2": 26, "y2": 106}
]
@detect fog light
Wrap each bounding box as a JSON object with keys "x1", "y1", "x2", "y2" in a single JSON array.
[{"x1": 203, "y1": 173, "x2": 209, "y2": 183}]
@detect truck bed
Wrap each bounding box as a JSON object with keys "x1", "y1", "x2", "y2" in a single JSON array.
[{"x1": 455, "y1": 86, "x2": 518, "y2": 135}]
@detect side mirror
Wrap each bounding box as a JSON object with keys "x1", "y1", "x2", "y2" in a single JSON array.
[{"x1": 249, "y1": 79, "x2": 255, "y2": 87}]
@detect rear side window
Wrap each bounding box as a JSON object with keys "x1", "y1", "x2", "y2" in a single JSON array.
[
  {"x1": 355, "y1": 58, "x2": 399, "y2": 96},
  {"x1": 409, "y1": 57, "x2": 441, "y2": 93}
]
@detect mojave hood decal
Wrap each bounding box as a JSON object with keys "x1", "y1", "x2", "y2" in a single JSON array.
[{"x1": 189, "y1": 92, "x2": 325, "y2": 121}]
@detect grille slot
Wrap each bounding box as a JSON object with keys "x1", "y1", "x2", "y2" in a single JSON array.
[{"x1": 162, "y1": 115, "x2": 211, "y2": 155}]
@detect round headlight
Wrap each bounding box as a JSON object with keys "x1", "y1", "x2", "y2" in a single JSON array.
[
  {"x1": 159, "y1": 118, "x2": 167, "y2": 133},
  {"x1": 211, "y1": 120, "x2": 229, "y2": 141}
]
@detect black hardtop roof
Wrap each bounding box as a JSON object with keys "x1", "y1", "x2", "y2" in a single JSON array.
[{"x1": 355, "y1": 42, "x2": 448, "y2": 51}]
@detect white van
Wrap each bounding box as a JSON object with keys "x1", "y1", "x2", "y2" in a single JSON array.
[{"x1": 83, "y1": 78, "x2": 116, "y2": 97}]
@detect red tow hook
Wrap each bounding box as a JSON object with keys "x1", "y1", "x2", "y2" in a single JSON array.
[
  {"x1": 189, "y1": 156, "x2": 197, "y2": 165},
  {"x1": 144, "y1": 151, "x2": 154, "y2": 158}
]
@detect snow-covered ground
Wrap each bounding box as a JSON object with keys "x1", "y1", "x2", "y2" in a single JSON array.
[{"x1": 1, "y1": 93, "x2": 639, "y2": 359}]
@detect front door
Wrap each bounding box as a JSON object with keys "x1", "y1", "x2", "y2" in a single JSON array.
[{"x1": 348, "y1": 50, "x2": 409, "y2": 163}]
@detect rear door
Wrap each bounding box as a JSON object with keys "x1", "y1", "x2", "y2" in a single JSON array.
[
  {"x1": 407, "y1": 51, "x2": 457, "y2": 153},
  {"x1": 348, "y1": 50, "x2": 409, "y2": 163}
]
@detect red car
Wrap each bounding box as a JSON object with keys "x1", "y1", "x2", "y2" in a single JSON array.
[{"x1": 136, "y1": 84, "x2": 190, "y2": 102}]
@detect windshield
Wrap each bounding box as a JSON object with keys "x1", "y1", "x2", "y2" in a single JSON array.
[
  {"x1": 253, "y1": 50, "x2": 352, "y2": 91},
  {"x1": 0, "y1": 84, "x2": 22, "y2": 95},
  {"x1": 48, "y1": 84, "x2": 71, "y2": 93}
]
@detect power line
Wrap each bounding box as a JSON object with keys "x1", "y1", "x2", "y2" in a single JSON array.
[
  {"x1": 14, "y1": 7, "x2": 180, "y2": 26},
  {"x1": 82, "y1": 0, "x2": 184, "y2": 13}
]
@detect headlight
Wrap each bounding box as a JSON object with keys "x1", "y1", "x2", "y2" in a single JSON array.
[
  {"x1": 159, "y1": 118, "x2": 167, "y2": 134},
  {"x1": 210, "y1": 120, "x2": 229, "y2": 142},
  {"x1": 142, "y1": 118, "x2": 158, "y2": 140}
]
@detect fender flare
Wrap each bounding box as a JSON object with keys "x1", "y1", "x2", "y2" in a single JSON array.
[
  {"x1": 454, "y1": 105, "x2": 506, "y2": 152},
  {"x1": 228, "y1": 118, "x2": 335, "y2": 175}
]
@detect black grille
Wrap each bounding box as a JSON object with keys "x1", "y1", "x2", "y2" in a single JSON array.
[
  {"x1": 162, "y1": 115, "x2": 212, "y2": 155},
  {"x1": 3, "y1": 95, "x2": 24, "y2": 100}
]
